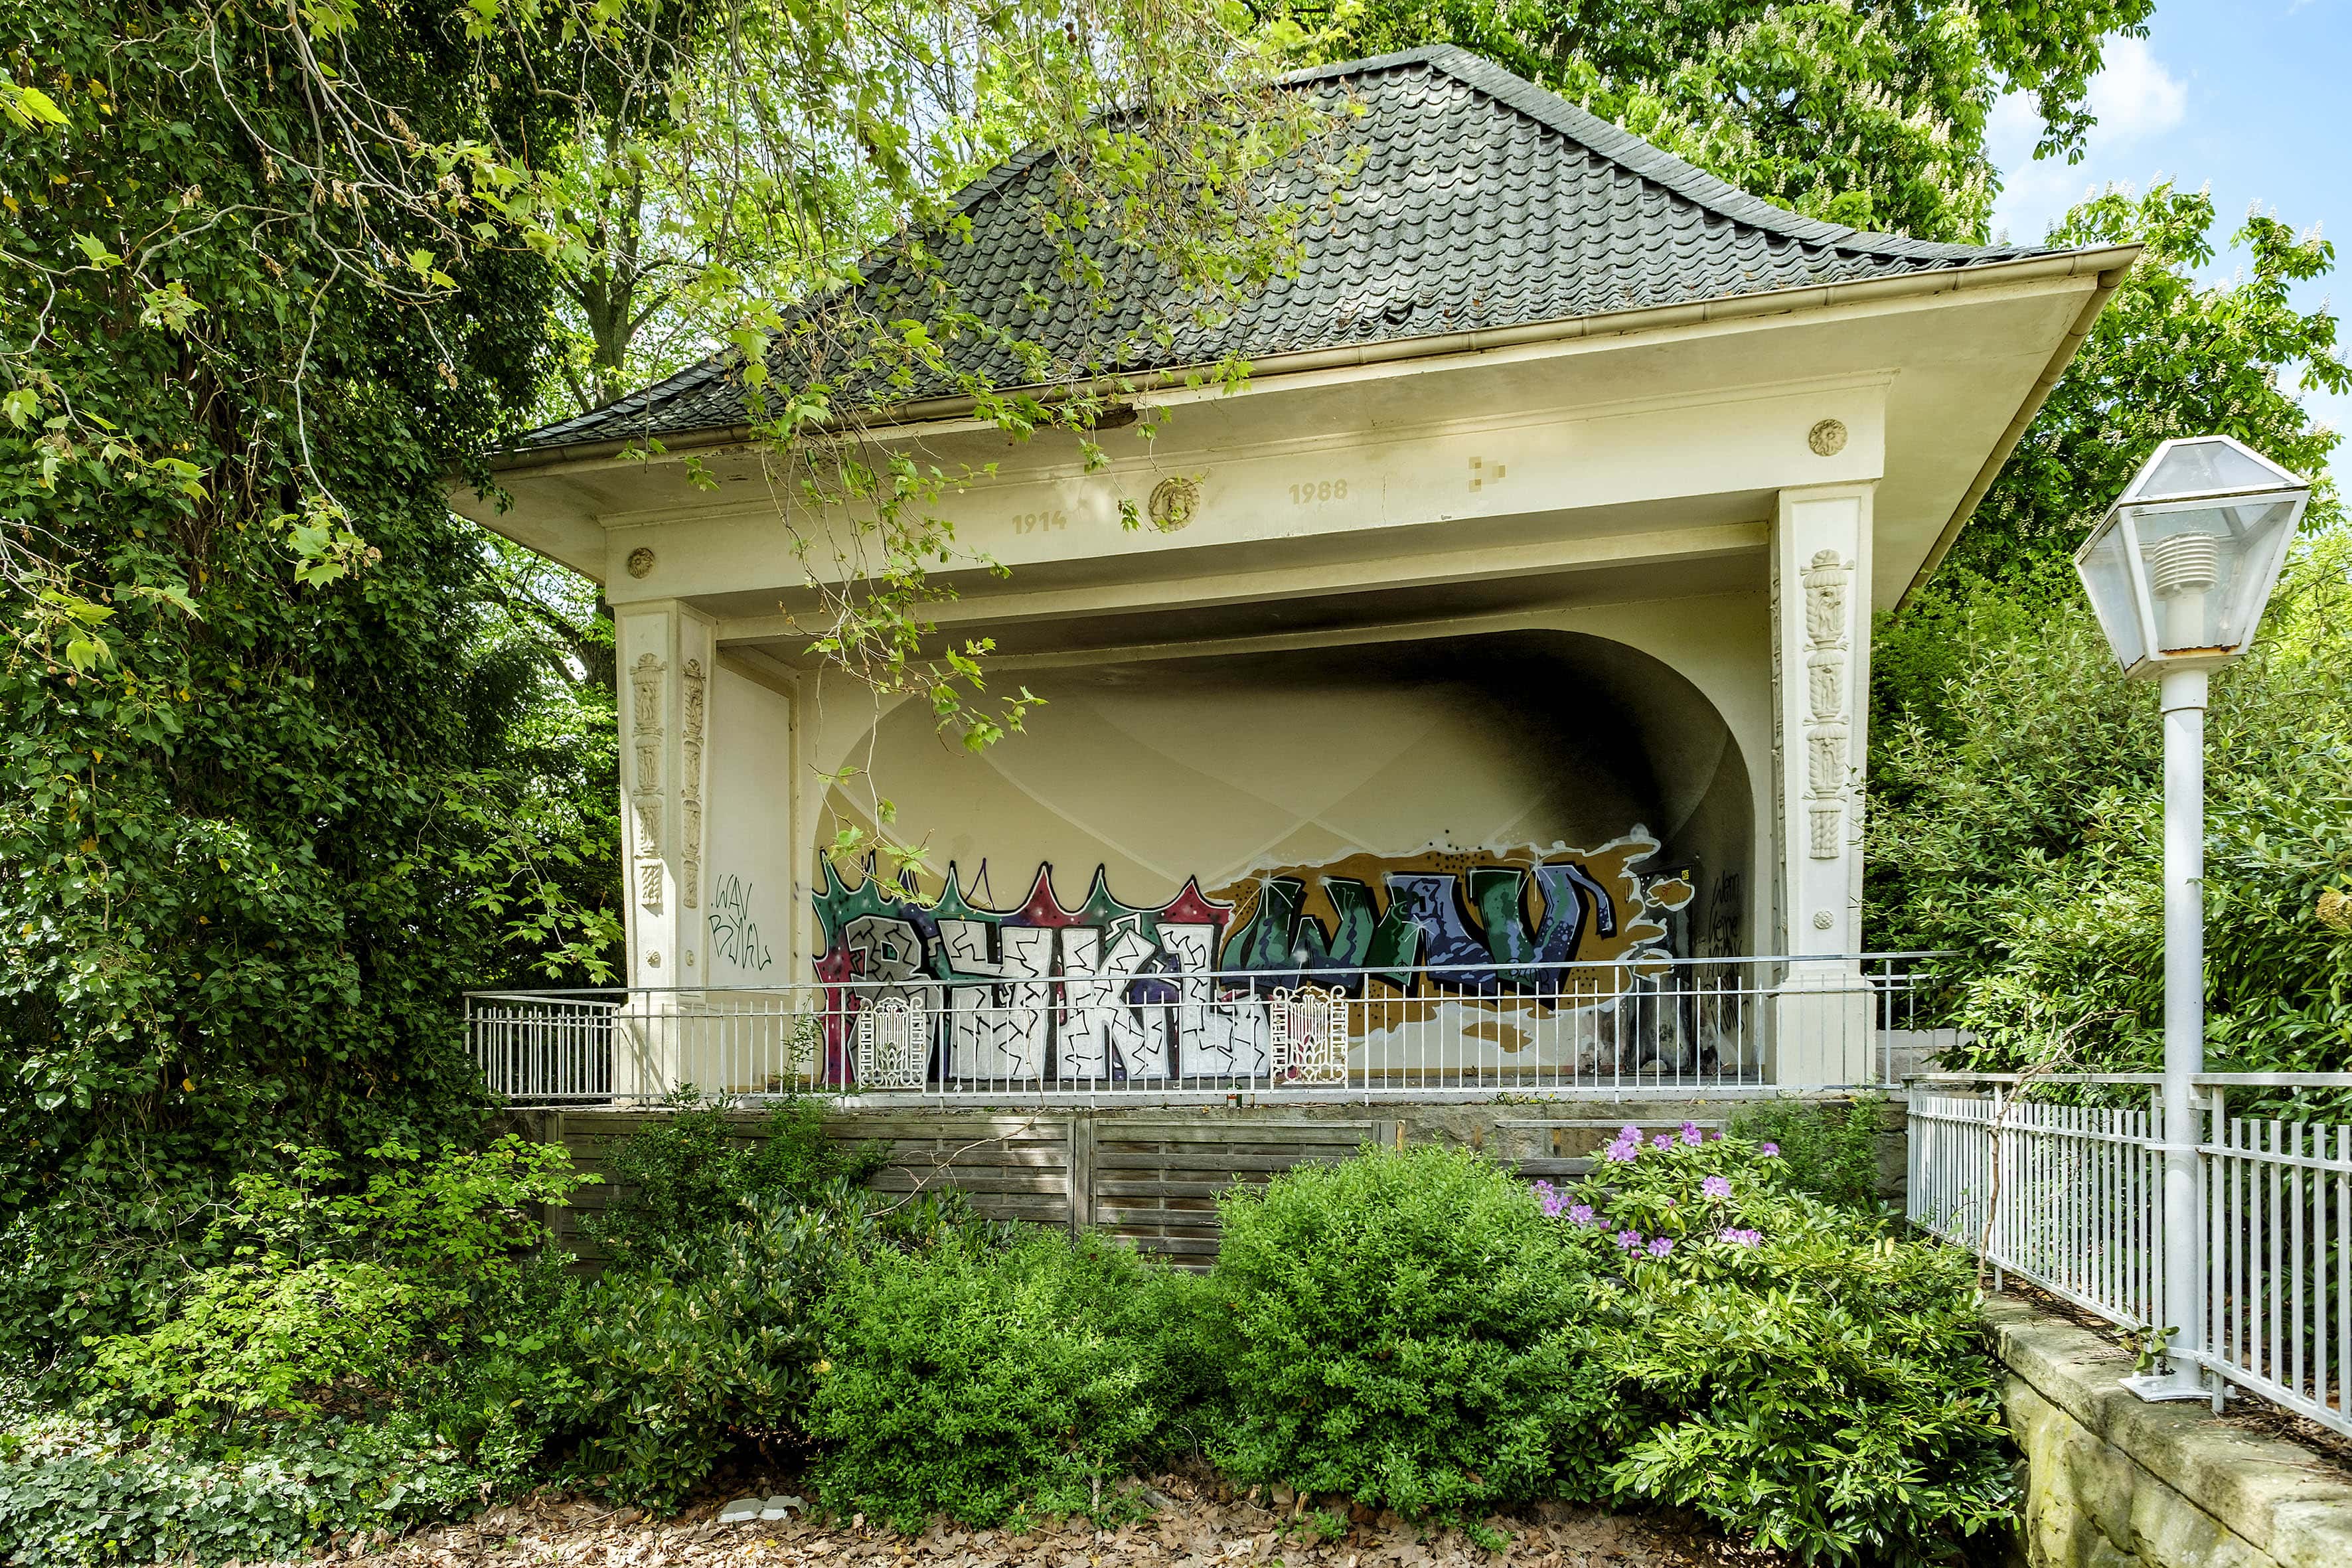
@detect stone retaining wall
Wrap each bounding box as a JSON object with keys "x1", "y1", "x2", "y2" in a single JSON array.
[{"x1": 1987, "y1": 1296, "x2": 2352, "y2": 1568}]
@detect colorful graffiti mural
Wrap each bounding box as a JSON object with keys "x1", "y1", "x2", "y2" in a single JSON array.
[{"x1": 811, "y1": 841, "x2": 1693, "y2": 1083}]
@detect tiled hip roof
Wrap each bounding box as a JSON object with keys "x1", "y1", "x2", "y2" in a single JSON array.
[{"x1": 516, "y1": 44, "x2": 2060, "y2": 455}]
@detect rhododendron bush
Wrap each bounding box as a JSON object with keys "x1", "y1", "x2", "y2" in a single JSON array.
[
  {"x1": 1555, "y1": 1125, "x2": 2011, "y2": 1563},
  {"x1": 1206, "y1": 1138, "x2": 2012, "y2": 1566}
]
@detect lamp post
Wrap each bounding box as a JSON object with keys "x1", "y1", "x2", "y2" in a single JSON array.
[{"x1": 2073, "y1": 435, "x2": 2310, "y2": 1403}]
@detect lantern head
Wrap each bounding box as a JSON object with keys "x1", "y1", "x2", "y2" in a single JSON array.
[{"x1": 2074, "y1": 435, "x2": 2309, "y2": 678}]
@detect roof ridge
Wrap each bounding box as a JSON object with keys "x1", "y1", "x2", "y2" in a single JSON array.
[
  {"x1": 1411, "y1": 43, "x2": 2041, "y2": 264},
  {"x1": 935, "y1": 44, "x2": 1458, "y2": 219},
  {"x1": 1272, "y1": 42, "x2": 1462, "y2": 89}
]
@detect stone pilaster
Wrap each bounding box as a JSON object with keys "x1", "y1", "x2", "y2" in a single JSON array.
[
  {"x1": 615, "y1": 601, "x2": 716, "y2": 988},
  {"x1": 1770, "y1": 485, "x2": 1875, "y2": 1083}
]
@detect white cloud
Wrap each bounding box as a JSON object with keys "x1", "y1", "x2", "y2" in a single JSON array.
[
  {"x1": 2085, "y1": 37, "x2": 2187, "y2": 144},
  {"x1": 1988, "y1": 35, "x2": 2188, "y2": 244}
]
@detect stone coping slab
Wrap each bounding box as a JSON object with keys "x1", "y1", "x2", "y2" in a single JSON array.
[{"x1": 1985, "y1": 1294, "x2": 2352, "y2": 1568}]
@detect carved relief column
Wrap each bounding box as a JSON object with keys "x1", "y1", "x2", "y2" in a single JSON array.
[
  {"x1": 1770, "y1": 484, "x2": 1874, "y2": 1083},
  {"x1": 615, "y1": 601, "x2": 716, "y2": 1096}
]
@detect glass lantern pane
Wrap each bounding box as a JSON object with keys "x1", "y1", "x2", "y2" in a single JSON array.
[
  {"x1": 2211, "y1": 497, "x2": 2300, "y2": 649},
  {"x1": 2128, "y1": 505, "x2": 2237, "y2": 652},
  {"x1": 2074, "y1": 516, "x2": 2147, "y2": 669},
  {"x1": 2132, "y1": 439, "x2": 2289, "y2": 502}
]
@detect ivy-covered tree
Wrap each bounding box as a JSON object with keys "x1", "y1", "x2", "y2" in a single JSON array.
[
  {"x1": 0, "y1": 0, "x2": 614, "y2": 1358},
  {"x1": 1267, "y1": 0, "x2": 2152, "y2": 242},
  {"x1": 0, "y1": 0, "x2": 1316, "y2": 1364}
]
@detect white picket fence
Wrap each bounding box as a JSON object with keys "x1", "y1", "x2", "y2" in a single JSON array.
[{"x1": 1910, "y1": 1075, "x2": 2352, "y2": 1438}]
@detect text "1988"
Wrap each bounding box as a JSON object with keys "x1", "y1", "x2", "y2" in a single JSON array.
[{"x1": 1289, "y1": 479, "x2": 1348, "y2": 504}]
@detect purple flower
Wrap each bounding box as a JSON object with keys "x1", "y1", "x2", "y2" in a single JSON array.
[
  {"x1": 1650, "y1": 1133, "x2": 1675, "y2": 1150},
  {"x1": 1647, "y1": 1236, "x2": 1675, "y2": 1257},
  {"x1": 1701, "y1": 1176, "x2": 1733, "y2": 1200},
  {"x1": 1759, "y1": 1142, "x2": 1780, "y2": 1157},
  {"x1": 1718, "y1": 1227, "x2": 1763, "y2": 1247},
  {"x1": 1614, "y1": 1229, "x2": 1643, "y2": 1251},
  {"x1": 1680, "y1": 1121, "x2": 1703, "y2": 1146},
  {"x1": 1618, "y1": 1124, "x2": 1642, "y2": 1142},
  {"x1": 1602, "y1": 1138, "x2": 1638, "y2": 1163},
  {"x1": 1567, "y1": 1204, "x2": 1596, "y2": 1227}
]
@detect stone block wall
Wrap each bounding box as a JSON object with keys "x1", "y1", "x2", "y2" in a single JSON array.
[{"x1": 1986, "y1": 1296, "x2": 2352, "y2": 1568}]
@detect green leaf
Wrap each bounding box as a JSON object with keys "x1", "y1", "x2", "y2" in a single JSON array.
[{"x1": 3, "y1": 82, "x2": 69, "y2": 130}]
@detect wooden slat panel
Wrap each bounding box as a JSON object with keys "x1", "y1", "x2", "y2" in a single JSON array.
[
  {"x1": 1510, "y1": 1158, "x2": 1595, "y2": 1178},
  {"x1": 1093, "y1": 1150, "x2": 1357, "y2": 1174},
  {"x1": 857, "y1": 1127, "x2": 1072, "y2": 1143},
  {"x1": 1092, "y1": 1204, "x2": 1223, "y2": 1227},
  {"x1": 850, "y1": 1135, "x2": 1073, "y2": 1153},
  {"x1": 1095, "y1": 1121, "x2": 1377, "y2": 1146},
  {"x1": 872, "y1": 1171, "x2": 1068, "y2": 1196},
  {"x1": 558, "y1": 1111, "x2": 1410, "y2": 1266},
  {"x1": 1093, "y1": 1177, "x2": 1259, "y2": 1199},
  {"x1": 860, "y1": 1137, "x2": 1071, "y2": 1155},
  {"x1": 870, "y1": 1153, "x2": 1069, "y2": 1175},
  {"x1": 1081, "y1": 1120, "x2": 1379, "y2": 1259}
]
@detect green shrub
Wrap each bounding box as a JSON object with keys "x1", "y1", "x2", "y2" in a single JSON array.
[
  {"x1": 556, "y1": 1191, "x2": 881, "y2": 1510},
  {"x1": 584, "y1": 1095, "x2": 885, "y2": 1267},
  {"x1": 398, "y1": 1275, "x2": 584, "y2": 1501},
  {"x1": 1204, "y1": 1144, "x2": 1608, "y2": 1518},
  {"x1": 85, "y1": 1138, "x2": 582, "y2": 1431},
  {"x1": 809, "y1": 1228, "x2": 1197, "y2": 1530},
  {"x1": 1728, "y1": 1097, "x2": 1887, "y2": 1211},
  {"x1": 88, "y1": 1257, "x2": 420, "y2": 1427},
  {"x1": 1559, "y1": 1123, "x2": 2015, "y2": 1565}
]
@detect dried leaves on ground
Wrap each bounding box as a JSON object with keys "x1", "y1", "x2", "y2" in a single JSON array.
[{"x1": 329, "y1": 1476, "x2": 1771, "y2": 1567}]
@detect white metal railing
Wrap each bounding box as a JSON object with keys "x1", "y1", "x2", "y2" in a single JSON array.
[
  {"x1": 1911, "y1": 1073, "x2": 2352, "y2": 1439},
  {"x1": 467, "y1": 953, "x2": 1948, "y2": 1107}
]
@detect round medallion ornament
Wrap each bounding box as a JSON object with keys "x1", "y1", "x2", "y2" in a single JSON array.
[
  {"x1": 1813, "y1": 911, "x2": 1835, "y2": 930},
  {"x1": 626, "y1": 546, "x2": 657, "y2": 578},
  {"x1": 1148, "y1": 477, "x2": 1201, "y2": 532},
  {"x1": 1807, "y1": 419, "x2": 1849, "y2": 457}
]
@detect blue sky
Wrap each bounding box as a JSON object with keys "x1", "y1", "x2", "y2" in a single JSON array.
[{"x1": 1986, "y1": 2, "x2": 2349, "y2": 485}]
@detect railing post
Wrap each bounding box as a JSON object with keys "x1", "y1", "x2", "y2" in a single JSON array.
[
  {"x1": 2207, "y1": 1085, "x2": 2227, "y2": 1414},
  {"x1": 1990, "y1": 1081, "x2": 2005, "y2": 1289},
  {"x1": 1067, "y1": 1115, "x2": 1093, "y2": 1241}
]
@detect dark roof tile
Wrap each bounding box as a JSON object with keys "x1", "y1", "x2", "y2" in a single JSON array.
[{"x1": 518, "y1": 44, "x2": 2058, "y2": 451}]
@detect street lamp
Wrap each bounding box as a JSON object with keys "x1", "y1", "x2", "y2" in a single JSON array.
[{"x1": 2074, "y1": 435, "x2": 2310, "y2": 1403}]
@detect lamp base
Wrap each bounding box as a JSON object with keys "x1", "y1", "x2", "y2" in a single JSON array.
[{"x1": 2120, "y1": 1370, "x2": 2215, "y2": 1404}]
